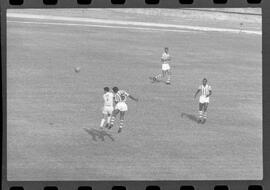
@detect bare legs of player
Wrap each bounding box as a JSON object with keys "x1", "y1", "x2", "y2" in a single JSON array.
[
  {"x1": 108, "y1": 109, "x2": 125, "y2": 133},
  {"x1": 118, "y1": 111, "x2": 125, "y2": 133},
  {"x1": 198, "y1": 103, "x2": 204, "y2": 123},
  {"x1": 108, "y1": 109, "x2": 119, "y2": 129},
  {"x1": 100, "y1": 114, "x2": 107, "y2": 129},
  {"x1": 102, "y1": 114, "x2": 111, "y2": 128},
  {"x1": 202, "y1": 103, "x2": 208, "y2": 124},
  {"x1": 166, "y1": 70, "x2": 171, "y2": 84},
  {"x1": 198, "y1": 103, "x2": 208, "y2": 124}
]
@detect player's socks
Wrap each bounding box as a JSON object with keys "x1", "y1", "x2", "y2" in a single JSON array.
[
  {"x1": 109, "y1": 116, "x2": 115, "y2": 129},
  {"x1": 104, "y1": 116, "x2": 111, "y2": 128},
  {"x1": 198, "y1": 111, "x2": 203, "y2": 123},
  {"x1": 100, "y1": 118, "x2": 105, "y2": 128},
  {"x1": 203, "y1": 112, "x2": 207, "y2": 119},
  {"x1": 201, "y1": 112, "x2": 207, "y2": 124},
  {"x1": 118, "y1": 121, "x2": 123, "y2": 133},
  {"x1": 166, "y1": 75, "x2": 171, "y2": 84},
  {"x1": 107, "y1": 116, "x2": 111, "y2": 124},
  {"x1": 119, "y1": 120, "x2": 124, "y2": 129},
  {"x1": 199, "y1": 111, "x2": 203, "y2": 118}
]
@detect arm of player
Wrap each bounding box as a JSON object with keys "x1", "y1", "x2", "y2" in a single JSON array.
[
  {"x1": 206, "y1": 90, "x2": 212, "y2": 98},
  {"x1": 161, "y1": 57, "x2": 171, "y2": 62},
  {"x1": 194, "y1": 89, "x2": 201, "y2": 99},
  {"x1": 161, "y1": 54, "x2": 166, "y2": 62},
  {"x1": 128, "y1": 95, "x2": 139, "y2": 102},
  {"x1": 113, "y1": 96, "x2": 118, "y2": 107}
]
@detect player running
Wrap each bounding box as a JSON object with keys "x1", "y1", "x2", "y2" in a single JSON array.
[
  {"x1": 108, "y1": 87, "x2": 138, "y2": 133},
  {"x1": 100, "y1": 87, "x2": 114, "y2": 129},
  {"x1": 152, "y1": 47, "x2": 171, "y2": 84},
  {"x1": 194, "y1": 78, "x2": 212, "y2": 124}
]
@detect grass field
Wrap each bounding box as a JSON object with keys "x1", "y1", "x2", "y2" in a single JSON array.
[{"x1": 6, "y1": 9, "x2": 262, "y2": 180}]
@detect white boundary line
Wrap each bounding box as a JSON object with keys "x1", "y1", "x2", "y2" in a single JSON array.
[
  {"x1": 7, "y1": 21, "x2": 195, "y2": 33},
  {"x1": 7, "y1": 13, "x2": 262, "y2": 35}
]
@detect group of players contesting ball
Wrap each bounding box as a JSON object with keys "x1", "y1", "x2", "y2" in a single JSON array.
[{"x1": 100, "y1": 47, "x2": 212, "y2": 133}]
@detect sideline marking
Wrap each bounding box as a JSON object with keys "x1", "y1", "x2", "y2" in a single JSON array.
[
  {"x1": 7, "y1": 13, "x2": 261, "y2": 35},
  {"x1": 7, "y1": 20, "x2": 196, "y2": 33}
]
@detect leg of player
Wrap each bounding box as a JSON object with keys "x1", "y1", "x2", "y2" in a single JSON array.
[
  {"x1": 104, "y1": 114, "x2": 111, "y2": 128},
  {"x1": 105, "y1": 106, "x2": 113, "y2": 128},
  {"x1": 166, "y1": 70, "x2": 171, "y2": 84},
  {"x1": 198, "y1": 103, "x2": 203, "y2": 123},
  {"x1": 118, "y1": 111, "x2": 125, "y2": 133},
  {"x1": 202, "y1": 103, "x2": 208, "y2": 124},
  {"x1": 100, "y1": 114, "x2": 106, "y2": 129},
  {"x1": 106, "y1": 114, "x2": 111, "y2": 127},
  {"x1": 108, "y1": 109, "x2": 119, "y2": 129},
  {"x1": 162, "y1": 70, "x2": 166, "y2": 78}
]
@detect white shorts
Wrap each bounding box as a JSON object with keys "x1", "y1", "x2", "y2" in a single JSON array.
[
  {"x1": 115, "y1": 102, "x2": 128, "y2": 112},
  {"x1": 162, "y1": 63, "x2": 170, "y2": 71},
  {"x1": 102, "y1": 106, "x2": 114, "y2": 115},
  {"x1": 199, "y1": 96, "x2": 210, "y2": 104}
]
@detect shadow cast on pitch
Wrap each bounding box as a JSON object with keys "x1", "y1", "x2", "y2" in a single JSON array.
[
  {"x1": 84, "y1": 128, "x2": 115, "y2": 142},
  {"x1": 181, "y1": 112, "x2": 199, "y2": 124}
]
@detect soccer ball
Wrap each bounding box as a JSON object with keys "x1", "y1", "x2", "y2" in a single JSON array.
[{"x1": 74, "y1": 67, "x2": 80, "y2": 73}]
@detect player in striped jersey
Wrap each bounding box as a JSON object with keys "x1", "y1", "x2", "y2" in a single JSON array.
[
  {"x1": 194, "y1": 78, "x2": 212, "y2": 123},
  {"x1": 100, "y1": 87, "x2": 114, "y2": 129},
  {"x1": 108, "y1": 87, "x2": 138, "y2": 133},
  {"x1": 152, "y1": 47, "x2": 171, "y2": 84}
]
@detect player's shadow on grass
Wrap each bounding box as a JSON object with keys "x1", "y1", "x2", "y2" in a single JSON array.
[
  {"x1": 181, "y1": 112, "x2": 199, "y2": 123},
  {"x1": 84, "y1": 128, "x2": 115, "y2": 142}
]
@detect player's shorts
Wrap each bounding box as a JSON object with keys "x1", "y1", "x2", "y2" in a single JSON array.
[
  {"x1": 199, "y1": 96, "x2": 210, "y2": 103},
  {"x1": 115, "y1": 102, "x2": 128, "y2": 112},
  {"x1": 102, "y1": 106, "x2": 114, "y2": 115},
  {"x1": 162, "y1": 63, "x2": 170, "y2": 71}
]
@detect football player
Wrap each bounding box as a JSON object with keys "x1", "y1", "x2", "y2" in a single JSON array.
[
  {"x1": 108, "y1": 87, "x2": 138, "y2": 133},
  {"x1": 194, "y1": 78, "x2": 212, "y2": 124}
]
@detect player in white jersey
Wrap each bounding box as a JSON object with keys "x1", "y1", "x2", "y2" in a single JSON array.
[
  {"x1": 152, "y1": 47, "x2": 171, "y2": 84},
  {"x1": 100, "y1": 87, "x2": 114, "y2": 129},
  {"x1": 194, "y1": 78, "x2": 212, "y2": 123},
  {"x1": 108, "y1": 87, "x2": 138, "y2": 133}
]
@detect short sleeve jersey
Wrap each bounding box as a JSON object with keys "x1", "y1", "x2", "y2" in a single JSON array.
[
  {"x1": 198, "y1": 84, "x2": 212, "y2": 97},
  {"x1": 103, "y1": 92, "x2": 114, "y2": 107},
  {"x1": 161, "y1": 52, "x2": 171, "y2": 64},
  {"x1": 115, "y1": 90, "x2": 130, "y2": 102}
]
